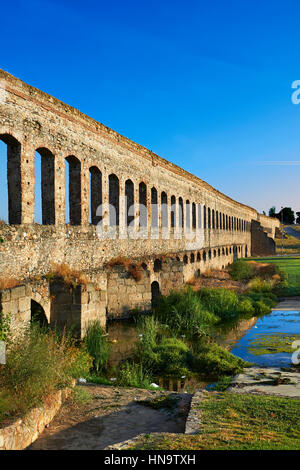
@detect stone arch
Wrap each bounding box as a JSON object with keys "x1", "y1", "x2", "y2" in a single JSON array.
[
  {"x1": 35, "y1": 148, "x2": 55, "y2": 225},
  {"x1": 185, "y1": 200, "x2": 190, "y2": 229},
  {"x1": 31, "y1": 299, "x2": 49, "y2": 327},
  {"x1": 151, "y1": 281, "x2": 160, "y2": 306},
  {"x1": 183, "y1": 254, "x2": 188, "y2": 264},
  {"x1": 170, "y1": 195, "x2": 176, "y2": 228},
  {"x1": 125, "y1": 179, "x2": 134, "y2": 227},
  {"x1": 197, "y1": 252, "x2": 201, "y2": 262},
  {"x1": 208, "y1": 207, "x2": 211, "y2": 229},
  {"x1": 151, "y1": 186, "x2": 158, "y2": 228},
  {"x1": 0, "y1": 134, "x2": 22, "y2": 224},
  {"x1": 203, "y1": 205, "x2": 207, "y2": 228},
  {"x1": 203, "y1": 250, "x2": 207, "y2": 261},
  {"x1": 89, "y1": 166, "x2": 102, "y2": 225},
  {"x1": 179, "y1": 197, "x2": 184, "y2": 228},
  {"x1": 109, "y1": 173, "x2": 119, "y2": 226},
  {"x1": 154, "y1": 258, "x2": 162, "y2": 272},
  {"x1": 65, "y1": 155, "x2": 81, "y2": 225},
  {"x1": 190, "y1": 253, "x2": 195, "y2": 263},
  {"x1": 192, "y1": 202, "x2": 196, "y2": 229},
  {"x1": 139, "y1": 182, "x2": 147, "y2": 228}
]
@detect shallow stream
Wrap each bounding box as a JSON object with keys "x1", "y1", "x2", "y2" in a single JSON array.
[{"x1": 107, "y1": 306, "x2": 300, "y2": 392}]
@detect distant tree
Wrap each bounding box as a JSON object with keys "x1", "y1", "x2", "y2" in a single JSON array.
[
  {"x1": 296, "y1": 212, "x2": 300, "y2": 224},
  {"x1": 275, "y1": 207, "x2": 295, "y2": 225},
  {"x1": 263, "y1": 211, "x2": 266, "y2": 215},
  {"x1": 269, "y1": 206, "x2": 276, "y2": 218}
]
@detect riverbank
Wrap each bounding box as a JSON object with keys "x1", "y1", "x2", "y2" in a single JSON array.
[
  {"x1": 29, "y1": 384, "x2": 192, "y2": 450},
  {"x1": 117, "y1": 390, "x2": 300, "y2": 450}
]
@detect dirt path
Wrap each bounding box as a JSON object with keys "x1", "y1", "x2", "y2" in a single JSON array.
[{"x1": 28, "y1": 385, "x2": 192, "y2": 450}]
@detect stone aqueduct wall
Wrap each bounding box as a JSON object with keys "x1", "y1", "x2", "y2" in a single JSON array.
[{"x1": 0, "y1": 70, "x2": 280, "y2": 329}]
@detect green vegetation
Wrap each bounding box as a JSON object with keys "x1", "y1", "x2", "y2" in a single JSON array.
[
  {"x1": 128, "y1": 392, "x2": 300, "y2": 450},
  {"x1": 247, "y1": 333, "x2": 300, "y2": 356},
  {"x1": 154, "y1": 288, "x2": 218, "y2": 338},
  {"x1": 70, "y1": 386, "x2": 92, "y2": 406},
  {"x1": 0, "y1": 312, "x2": 11, "y2": 342},
  {"x1": 251, "y1": 256, "x2": 300, "y2": 296},
  {"x1": 116, "y1": 362, "x2": 153, "y2": 388},
  {"x1": 134, "y1": 315, "x2": 250, "y2": 380},
  {"x1": 83, "y1": 321, "x2": 110, "y2": 374},
  {"x1": 0, "y1": 323, "x2": 92, "y2": 422}
]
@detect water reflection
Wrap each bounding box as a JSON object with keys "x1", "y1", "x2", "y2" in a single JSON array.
[{"x1": 107, "y1": 314, "x2": 262, "y2": 392}]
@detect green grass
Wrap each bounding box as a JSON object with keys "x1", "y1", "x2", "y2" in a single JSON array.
[
  {"x1": 128, "y1": 392, "x2": 300, "y2": 450},
  {"x1": 251, "y1": 256, "x2": 300, "y2": 296}
]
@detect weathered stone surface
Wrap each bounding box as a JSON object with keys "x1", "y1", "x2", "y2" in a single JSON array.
[{"x1": 0, "y1": 69, "x2": 280, "y2": 327}]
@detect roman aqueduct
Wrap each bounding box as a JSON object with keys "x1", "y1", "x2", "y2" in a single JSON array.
[{"x1": 0, "y1": 70, "x2": 280, "y2": 335}]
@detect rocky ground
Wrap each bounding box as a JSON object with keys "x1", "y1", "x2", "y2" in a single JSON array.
[{"x1": 28, "y1": 384, "x2": 192, "y2": 450}]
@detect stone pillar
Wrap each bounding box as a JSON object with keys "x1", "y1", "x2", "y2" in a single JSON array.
[
  {"x1": 54, "y1": 154, "x2": 65, "y2": 225},
  {"x1": 20, "y1": 141, "x2": 35, "y2": 224},
  {"x1": 81, "y1": 162, "x2": 89, "y2": 226}
]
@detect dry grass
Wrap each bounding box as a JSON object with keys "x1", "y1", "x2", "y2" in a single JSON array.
[
  {"x1": 49, "y1": 263, "x2": 88, "y2": 287},
  {"x1": 0, "y1": 277, "x2": 20, "y2": 290},
  {"x1": 275, "y1": 233, "x2": 300, "y2": 254},
  {"x1": 106, "y1": 256, "x2": 144, "y2": 282}
]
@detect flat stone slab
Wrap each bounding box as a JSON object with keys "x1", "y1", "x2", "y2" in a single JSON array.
[
  {"x1": 227, "y1": 367, "x2": 300, "y2": 398},
  {"x1": 272, "y1": 297, "x2": 300, "y2": 311}
]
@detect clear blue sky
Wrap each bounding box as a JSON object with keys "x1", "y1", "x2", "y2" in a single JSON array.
[{"x1": 1, "y1": 0, "x2": 300, "y2": 222}]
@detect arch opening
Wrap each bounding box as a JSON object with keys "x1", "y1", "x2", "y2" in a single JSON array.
[
  {"x1": 65, "y1": 155, "x2": 81, "y2": 225},
  {"x1": 0, "y1": 134, "x2": 22, "y2": 224},
  {"x1": 89, "y1": 166, "x2": 102, "y2": 225},
  {"x1": 109, "y1": 174, "x2": 120, "y2": 226},
  {"x1": 31, "y1": 300, "x2": 48, "y2": 328}
]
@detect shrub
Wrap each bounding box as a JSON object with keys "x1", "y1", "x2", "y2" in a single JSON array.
[
  {"x1": 247, "y1": 277, "x2": 274, "y2": 293},
  {"x1": 0, "y1": 312, "x2": 11, "y2": 342},
  {"x1": 151, "y1": 338, "x2": 190, "y2": 377},
  {"x1": 117, "y1": 362, "x2": 152, "y2": 388},
  {"x1": 154, "y1": 287, "x2": 218, "y2": 338},
  {"x1": 190, "y1": 342, "x2": 251, "y2": 378},
  {"x1": 197, "y1": 288, "x2": 241, "y2": 320},
  {"x1": 228, "y1": 260, "x2": 254, "y2": 280},
  {"x1": 0, "y1": 324, "x2": 92, "y2": 421},
  {"x1": 83, "y1": 321, "x2": 110, "y2": 374}
]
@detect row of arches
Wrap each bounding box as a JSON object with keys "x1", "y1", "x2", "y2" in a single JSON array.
[{"x1": 0, "y1": 135, "x2": 251, "y2": 232}]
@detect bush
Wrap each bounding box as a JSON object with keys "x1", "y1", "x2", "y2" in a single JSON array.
[
  {"x1": 197, "y1": 288, "x2": 241, "y2": 320},
  {"x1": 0, "y1": 324, "x2": 92, "y2": 421},
  {"x1": 247, "y1": 277, "x2": 274, "y2": 293},
  {"x1": 83, "y1": 321, "x2": 110, "y2": 374},
  {"x1": 117, "y1": 362, "x2": 152, "y2": 388},
  {"x1": 228, "y1": 260, "x2": 254, "y2": 280},
  {"x1": 190, "y1": 342, "x2": 251, "y2": 378},
  {"x1": 151, "y1": 338, "x2": 190, "y2": 377},
  {"x1": 0, "y1": 312, "x2": 11, "y2": 342},
  {"x1": 154, "y1": 287, "x2": 218, "y2": 338}
]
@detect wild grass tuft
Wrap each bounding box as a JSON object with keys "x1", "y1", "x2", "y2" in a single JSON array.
[{"x1": 83, "y1": 321, "x2": 110, "y2": 374}]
